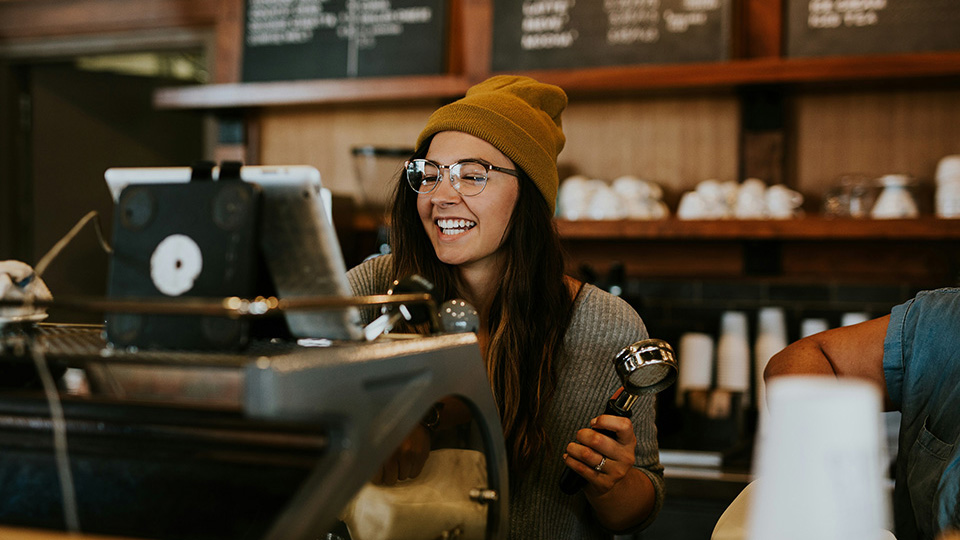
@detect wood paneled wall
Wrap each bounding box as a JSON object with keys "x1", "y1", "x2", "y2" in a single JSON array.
[
  {"x1": 258, "y1": 103, "x2": 441, "y2": 206},
  {"x1": 560, "y1": 94, "x2": 741, "y2": 203},
  {"x1": 257, "y1": 94, "x2": 742, "y2": 208},
  {"x1": 792, "y1": 86, "x2": 960, "y2": 203}
]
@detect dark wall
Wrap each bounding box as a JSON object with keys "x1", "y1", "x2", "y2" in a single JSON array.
[{"x1": 27, "y1": 63, "x2": 203, "y2": 323}]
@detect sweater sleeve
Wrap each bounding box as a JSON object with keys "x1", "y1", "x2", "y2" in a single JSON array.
[
  {"x1": 345, "y1": 254, "x2": 395, "y2": 325},
  {"x1": 555, "y1": 284, "x2": 666, "y2": 534}
]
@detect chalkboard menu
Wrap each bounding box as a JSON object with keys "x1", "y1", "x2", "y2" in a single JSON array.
[
  {"x1": 786, "y1": 0, "x2": 960, "y2": 57},
  {"x1": 492, "y1": 0, "x2": 732, "y2": 72},
  {"x1": 242, "y1": 0, "x2": 447, "y2": 82}
]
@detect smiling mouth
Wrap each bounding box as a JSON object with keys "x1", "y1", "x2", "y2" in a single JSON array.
[{"x1": 436, "y1": 218, "x2": 477, "y2": 236}]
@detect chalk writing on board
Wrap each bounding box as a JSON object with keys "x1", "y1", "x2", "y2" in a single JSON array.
[
  {"x1": 786, "y1": 0, "x2": 960, "y2": 57},
  {"x1": 807, "y1": 0, "x2": 888, "y2": 29},
  {"x1": 495, "y1": 0, "x2": 731, "y2": 71},
  {"x1": 244, "y1": 0, "x2": 443, "y2": 80}
]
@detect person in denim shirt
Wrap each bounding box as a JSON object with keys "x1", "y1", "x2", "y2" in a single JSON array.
[{"x1": 765, "y1": 288, "x2": 960, "y2": 540}]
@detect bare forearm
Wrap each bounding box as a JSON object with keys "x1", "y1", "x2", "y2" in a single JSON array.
[{"x1": 586, "y1": 467, "x2": 656, "y2": 532}]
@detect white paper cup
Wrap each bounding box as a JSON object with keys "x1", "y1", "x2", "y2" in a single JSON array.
[
  {"x1": 749, "y1": 376, "x2": 889, "y2": 540},
  {"x1": 678, "y1": 332, "x2": 715, "y2": 392},
  {"x1": 800, "y1": 317, "x2": 829, "y2": 338},
  {"x1": 841, "y1": 311, "x2": 870, "y2": 327},
  {"x1": 716, "y1": 311, "x2": 750, "y2": 393},
  {"x1": 754, "y1": 308, "x2": 787, "y2": 422}
]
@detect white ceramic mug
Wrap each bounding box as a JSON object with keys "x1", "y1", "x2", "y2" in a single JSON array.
[
  {"x1": 677, "y1": 191, "x2": 707, "y2": 220},
  {"x1": 935, "y1": 155, "x2": 960, "y2": 183},
  {"x1": 557, "y1": 176, "x2": 594, "y2": 220},
  {"x1": 871, "y1": 174, "x2": 918, "y2": 219},
  {"x1": 765, "y1": 185, "x2": 804, "y2": 219},
  {"x1": 734, "y1": 178, "x2": 768, "y2": 219},
  {"x1": 936, "y1": 176, "x2": 960, "y2": 219}
]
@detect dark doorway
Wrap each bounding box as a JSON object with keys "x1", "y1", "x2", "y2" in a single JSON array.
[{"x1": 19, "y1": 59, "x2": 204, "y2": 323}]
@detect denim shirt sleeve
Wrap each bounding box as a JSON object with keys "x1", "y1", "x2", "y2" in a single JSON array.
[
  {"x1": 883, "y1": 297, "x2": 912, "y2": 411},
  {"x1": 884, "y1": 288, "x2": 960, "y2": 411}
]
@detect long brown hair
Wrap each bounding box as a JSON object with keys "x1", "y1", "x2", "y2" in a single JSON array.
[{"x1": 390, "y1": 141, "x2": 576, "y2": 471}]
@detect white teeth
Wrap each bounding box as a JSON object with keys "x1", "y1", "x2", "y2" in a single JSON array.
[
  {"x1": 436, "y1": 218, "x2": 476, "y2": 236},
  {"x1": 437, "y1": 218, "x2": 476, "y2": 230}
]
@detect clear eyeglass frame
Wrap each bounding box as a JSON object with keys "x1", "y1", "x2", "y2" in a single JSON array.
[{"x1": 405, "y1": 158, "x2": 519, "y2": 197}]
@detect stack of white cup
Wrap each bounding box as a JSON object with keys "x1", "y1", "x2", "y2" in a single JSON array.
[
  {"x1": 716, "y1": 311, "x2": 751, "y2": 396},
  {"x1": 841, "y1": 311, "x2": 871, "y2": 327},
  {"x1": 800, "y1": 317, "x2": 829, "y2": 338},
  {"x1": 677, "y1": 332, "x2": 715, "y2": 406},
  {"x1": 749, "y1": 376, "x2": 890, "y2": 540},
  {"x1": 936, "y1": 155, "x2": 960, "y2": 218},
  {"x1": 754, "y1": 307, "x2": 787, "y2": 424}
]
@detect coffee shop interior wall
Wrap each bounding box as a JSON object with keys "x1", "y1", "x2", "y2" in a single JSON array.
[{"x1": 2, "y1": 1, "x2": 960, "y2": 326}]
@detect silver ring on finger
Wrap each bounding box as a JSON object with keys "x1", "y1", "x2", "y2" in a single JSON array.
[{"x1": 594, "y1": 456, "x2": 606, "y2": 473}]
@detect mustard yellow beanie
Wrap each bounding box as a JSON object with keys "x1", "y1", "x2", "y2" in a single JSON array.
[{"x1": 416, "y1": 75, "x2": 567, "y2": 213}]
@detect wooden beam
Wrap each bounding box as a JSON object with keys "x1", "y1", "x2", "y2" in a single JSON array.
[
  {"x1": 0, "y1": 0, "x2": 219, "y2": 42},
  {"x1": 213, "y1": 0, "x2": 242, "y2": 83},
  {"x1": 743, "y1": 0, "x2": 782, "y2": 58}
]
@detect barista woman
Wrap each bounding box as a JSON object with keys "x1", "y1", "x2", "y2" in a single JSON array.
[{"x1": 346, "y1": 75, "x2": 664, "y2": 538}]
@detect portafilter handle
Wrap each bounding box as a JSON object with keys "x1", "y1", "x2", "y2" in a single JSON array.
[{"x1": 559, "y1": 338, "x2": 678, "y2": 495}]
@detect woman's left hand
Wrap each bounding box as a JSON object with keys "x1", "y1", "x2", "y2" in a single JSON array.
[{"x1": 562, "y1": 414, "x2": 637, "y2": 496}]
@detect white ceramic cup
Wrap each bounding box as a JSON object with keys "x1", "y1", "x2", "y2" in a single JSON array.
[
  {"x1": 765, "y1": 185, "x2": 804, "y2": 219},
  {"x1": 871, "y1": 174, "x2": 918, "y2": 219},
  {"x1": 735, "y1": 178, "x2": 768, "y2": 219},
  {"x1": 936, "y1": 176, "x2": 960, "y2": 218},
  {"x1": 935, "y1": 155, "x2": 960, "y2": 183},
  {"x1": 585, "y1": 183, "x2": 626, "y2": 220},
  {"x1": 557, "y1": 176, "x2": 595, "y2": 220},
  {"x1": 677, "y1": 191, "x2": 707, "y2": 220},
  {"x1": 748, "y1": 376, "x2": 889, "y2": 540}
]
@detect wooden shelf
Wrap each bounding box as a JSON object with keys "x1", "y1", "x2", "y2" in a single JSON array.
[
  {"x1": 555, "y1": 216, "x2": 960, "y2": 241},
  {"x1": 351, "y1": 215, "x2": 960, "y2": 240},
  {"x1": 154, "y1": 51, "x2": 960, "y2": 110},
  {"x1": 522, "y1": 51, "x2": 960, "y2": 94},
  {"x1": 154, "y1": 74, "x2": 473, "y2": 109},
  {"x1": 554, "y1": 217, "x2": 960, "y2": 283}
]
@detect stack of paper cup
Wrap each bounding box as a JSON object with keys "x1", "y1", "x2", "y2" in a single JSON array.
[
  {"x1": 749, "y1": 376, "x2": 889, "y2": 540},
  {"x1": 841, "y1": 311, "x2": 870, "y2": 327},
  {"x1": 677, "y1": 332, "x2": 715, "y2": 405},
  {"x1": 800, "y1": 317, "x2": 829, "y2": 338},
  {"x1": 716, "y1": 311, "x2": 751, "y2": 394},
  {"x1": 754, "y1": 308, "x2": 787, "y2": 423}
]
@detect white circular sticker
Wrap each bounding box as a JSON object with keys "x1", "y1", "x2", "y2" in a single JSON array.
[{"x1": 150, "y1": 234, "x2": 203, "y2": 296}]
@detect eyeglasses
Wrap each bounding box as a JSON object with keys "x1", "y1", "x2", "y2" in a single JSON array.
[{"x1": 405, "y1": 158, "x2": 519, "y2": 197}]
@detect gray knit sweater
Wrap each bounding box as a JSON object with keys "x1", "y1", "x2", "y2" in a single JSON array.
[{"x1": 346, "y1": 254, "x2": 665, "y2": 539}]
